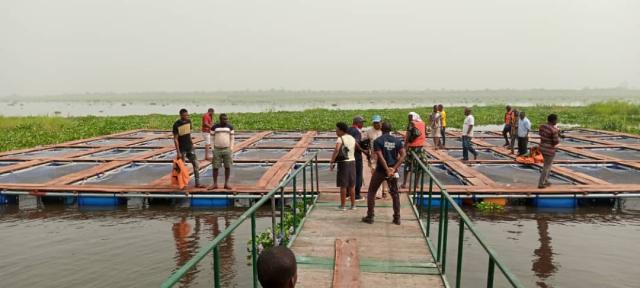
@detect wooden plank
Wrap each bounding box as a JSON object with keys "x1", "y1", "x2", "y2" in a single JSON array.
[
  {"x1": 0, "y1": 159, "x2": 50, "y2": 174},
  {"x1": 258, "y1": 131, "x2": 316, "y2": 189},
  {"x1": 332, "y1": 238, "x2": 360, "y2": 288}
]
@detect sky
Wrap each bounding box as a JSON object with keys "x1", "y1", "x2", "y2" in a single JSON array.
[{"x1": 1, "y1": 0, "x2": 639, "y2": 96}]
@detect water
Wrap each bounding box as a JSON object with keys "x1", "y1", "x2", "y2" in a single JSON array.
[
  {"x1": 0, "y1": 197, "x2": 273, "y2": 288},
  {"x1": 424, "y1": 200, "x2": 640, "y2": 288}
]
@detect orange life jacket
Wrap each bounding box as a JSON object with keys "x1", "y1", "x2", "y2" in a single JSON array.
[
  {"x1": 171, "y1": 159, "x2": 190, "y2": 189},
  {"x1": 408, "y1": 120, "x2": 426, "y2": 147}
]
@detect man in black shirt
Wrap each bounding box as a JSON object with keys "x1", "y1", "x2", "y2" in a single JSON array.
[
  {"x1": 173, "y1": 108, "x2": 203, "y2": 188},
  {"x1": 362, "y1": 121, "x2": 406, "y2": 225},
  {"x1": 346, "y1": 115, "x2": 365, "y2": 200}
]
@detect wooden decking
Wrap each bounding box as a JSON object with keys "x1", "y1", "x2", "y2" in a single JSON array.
[{"x1": 291, "y1": 193, "x2": 444, "y2": 288}]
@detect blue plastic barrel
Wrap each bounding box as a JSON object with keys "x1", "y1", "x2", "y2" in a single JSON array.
[
  {"x1": 191, "y1": 198, "x2": 233, "y2": 207},
  {"x1": 415, "y1": 197, "x2": 463, "y2": 208},
  {"x1": 533, "y1": 197, "x2": 576, "y2": 208},
  {"x1": 78, "y1": 196, "x2": 126, "y2": 206},
  {"x1": 0, "y1": 194, "x2": 18, "y2": 204}
]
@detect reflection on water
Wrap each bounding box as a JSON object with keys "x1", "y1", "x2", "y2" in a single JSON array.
[
  {"x1": 425, "y1": 200, "x2": 640, "y2": 288},
  {"x1": 533, "y1": 218, "x2": 557, "y2": 288},
  {"x1": 0, "y1": 197, "x2": 272, "y2": 288}
]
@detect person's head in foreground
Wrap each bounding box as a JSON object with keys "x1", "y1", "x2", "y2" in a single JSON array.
[
  {"x1": 506, "y1": 105, "x2": 512, "y2": 112},
  {"x1": 464, "y1": 107, "x2": 472, "y2": 116},
  {"x1": 208, "y1": 108, "x2": 214, "y2": 116},
  {"x1": 381, "y1": 121, "x2": 392, "y2": 134},
  {"x1": 432, "y1": 105, "x2": 438, "y2": 113},
  {"x1": 547, "y1": 114, "x2": 558, "y2": 125},
  {"x1": 335, "y1": 122, "x2": 348, "y2": 137},
  {"x1": 437, "y1": 104, "x2": 443, "y2": 112},
  {"x1": 179, "y1": 108, "x2": 189, "y2": 121},
  {"x1": 520, "y1": 111, "x2": 526, "y2": 119},
  {"x1": 219, "y1": 113, "x2": 229, "y2": 125},
  {"x1": 372, "y1": 115, "x2": 382, "y2": 130},
  {"x1": 257, "y1": 246, "x2": 297, "y2": 288}
]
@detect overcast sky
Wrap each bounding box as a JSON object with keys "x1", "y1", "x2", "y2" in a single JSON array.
[{"x1": 1, "y1": 0, "x2": 639, "y2": 96}]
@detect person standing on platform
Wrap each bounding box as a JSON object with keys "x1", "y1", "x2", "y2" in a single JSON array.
[
  {"x1": 462, "y1": 107, "x2": 478, "y2": 161},
  {"x1": 330, "y1": 122, "x2": 357, "y2": 210},
  {"x1": 438, "y1": 104, "x2": 447, "y2": 148},
  {"x1": 347, "y1": 116, "x2": 365, "y2": 201},
  {"x1": 401, "y1": 112, "x2": 428, "y2": 189},
  {"x1": 173, "y1": 108, "x2": 204, "y2": 188},
  {"x1": 362, "y1": 115, "x2": 386, "y2": 199},
  {"x1": 502, "y1": 105, "x2": 515, "y2": 147},
  {"x1": 201, "y1": 108, "x2": 214, "y2": 161},
  {"x1": 210, "y1": 113, "x2": 235, "y2": 190},
  {"x1": 362, "y1": 121, "x2": 406, "y2": 225},
  {"x1": 517, "y1": 112, "x2": 531, "y2": 156},
  {"x1": 509, "y1": 109, "x2": 520, "y2": 154},
  {"x1": 538, "y1": 114, "x2": 561, "y2": 189},
  {"x1": 429, "y1": 105, "x2": 442, "y2": 150}
]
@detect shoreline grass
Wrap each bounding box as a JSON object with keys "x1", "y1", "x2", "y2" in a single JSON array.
[{"x1": 1, "y1": 101, "x2": 638, "y2": 152}]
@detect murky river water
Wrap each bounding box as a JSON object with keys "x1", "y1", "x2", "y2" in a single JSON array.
[
  {"x1": 1, "y1": 197, "x2": 639, "y2": 287},
  {"x1": 426, "y1": 199, "x2": 640, "y2": 288}
]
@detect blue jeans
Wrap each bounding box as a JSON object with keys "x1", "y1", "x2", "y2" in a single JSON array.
[{"x1": 462, "y1": 136, "x2": 477, "y2": 160}]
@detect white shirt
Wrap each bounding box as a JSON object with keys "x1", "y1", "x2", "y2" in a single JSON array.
[
  {"x1": 362, "y1": 127, "x2": 382, "y2": 142},
  {"x1": 463, "y1": 115, "x2": 475, "y2": 137},
  {"x1": 336, "y1": 134, "x2": 356, "y2": 161},
  {"x1": 518, "y1": 118, "x2": 531, "y2": 138}
]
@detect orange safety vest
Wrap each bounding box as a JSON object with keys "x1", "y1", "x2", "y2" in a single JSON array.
[
  {"x1": 408, "y1": 120, "x2": 426, "y2": 147},
  {"x1": 171, "y1": 159, "x2": 190, "y2": 189}
]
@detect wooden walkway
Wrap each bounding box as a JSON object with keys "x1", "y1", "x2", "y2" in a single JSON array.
[{"x1": 291, "y1": 193, "x2": 444, "y2": 287}]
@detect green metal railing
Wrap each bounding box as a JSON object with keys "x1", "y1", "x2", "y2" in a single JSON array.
[
  {"x1": 408, "y1": 151, "x2": 524, "y2": 288},
  {"x1": 160, "y1": 152, "x2": 320, "y2": 288}
]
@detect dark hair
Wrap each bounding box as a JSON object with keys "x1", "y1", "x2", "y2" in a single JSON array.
[
  {"x1": 547, "y1": 114, "x2": 558, "y2": 123},
  {"x1": 179, "y1": 108, "x2": 188, "y2": 114},
  {"x1": 257, "y1": 246, "x2": 297, "y2": 288},
  {"x1": 208, "y1": 108, "x2": 214, "y2": 112},
  {"x1": 336, "y1": 122, "x2": 348, "y2": 132},
  {"x1": 220, "y1": 113, "x2": 228, "y2": 119},
  {"x1": 381, "y1": 121, "x2": 392, "y2": 132}
]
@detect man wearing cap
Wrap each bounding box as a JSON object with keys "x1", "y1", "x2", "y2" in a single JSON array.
[
  {"x1": 347, "y1": 116, "x2": 365, "y2": 201},
  {"x1": 362, "y1": 115, "x2": 386, "y2": 198}
]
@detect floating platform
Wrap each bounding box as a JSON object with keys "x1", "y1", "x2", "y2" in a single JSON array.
[{"x1": 0, "y1": 128, "x2": 639, "y2": 202}]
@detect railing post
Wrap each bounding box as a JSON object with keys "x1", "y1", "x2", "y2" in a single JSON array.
[
  {"x1": 310, "y1": 159, "x2": 315, "y2": 194},
  {"x1": 427, "y1": 177, "x2": 433, "y2": 236},
  {"x1": 456, "y1": 219, "x2": 464, "y2": 288},
  {"x1": 487, "y1": 258, "x2": 495, "y2": 288},
  {"x1": 315, "y1": 155, "x2": 320, "y2": 193},
  {"x1": 293, "y1": 175, "x2": 297, "y2": 233},
  {"x1": 303, "y1": 166, "x2": 307, "y2": 214},
  {"x1": 271, "y1": 195, "x2": 277, "y2": 244},
  {"x1": 441, "y1": 199, "x2": 449, "y2": 274},
  {"x1": 280, "y1": 187, "x2": 285, "y2": 244},
  {"x1": 213, "y1": 246, "x2": 221, "y2": 288},
  {"x1": 251, "y1": 213, "x2": 258, "y2": 288},
  {"x1": 419, "y1": 169, "x2": 425, "y2": 219},
  {"x1": 436, "y1": 190, "x2": 445, "y2": 262}
]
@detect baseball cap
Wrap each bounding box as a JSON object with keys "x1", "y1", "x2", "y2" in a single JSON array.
[
  {"x1": 353, "y1": 115, "x2": 365, "y2": 123},
  {"x1": 372, "y1": 115, "x2": 382, "y2": 123}
]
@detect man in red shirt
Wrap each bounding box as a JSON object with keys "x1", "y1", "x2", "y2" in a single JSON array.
[
  {"x1": 201, "y1": 108, "x2": 214, "y2": 160},
  {"x1": 502, "y1": 105, "x2": 514, "y2": 147},
  {"x1": 538, "y1": 114, "x2": 560, "y2": 189}
]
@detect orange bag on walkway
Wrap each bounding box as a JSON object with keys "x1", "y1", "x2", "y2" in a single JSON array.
[
  {"x1": 516, "y1": 156, "x2": 535, "y2": 164},
  {"x1": 530, "y1": 146, "x2": 544, "y2": 163},
  {"x1": 171, "y1": 159, "x2": 190, "y2": 189}
]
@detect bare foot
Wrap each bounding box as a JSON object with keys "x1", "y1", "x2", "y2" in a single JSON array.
[
  {"x1": 194, "y1": 184, "x2": 205, "y2": 189},
  {"x1": 208, "y1": 184, "x2": 219, "y2": 190},
  {"x1": 224, "y1": 185, "x2": 233, "y2": 190},
  {"x1": 400, "y1": 184, "x2": 408, "y2": 189}
]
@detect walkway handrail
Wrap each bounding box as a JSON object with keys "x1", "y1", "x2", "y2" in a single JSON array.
[
  {"x1": 409, "y1": 151, "x2": 524, "y2": 288},
  {"x1": 160, "y1": 152, "x2": 320, "y2": 288}
]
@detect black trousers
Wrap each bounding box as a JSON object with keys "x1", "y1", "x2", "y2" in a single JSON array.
[
  {"x1": 517, "y1": 137, "x2": 529, "y2": 156},
  {"x1": 367, "y1": 170, "x2": 400, "y2": 219},
  {"x1": 355, "y1": 157, "x2": 363, "y2": 198},
  {"x1": 179, "y1": 149, "x2": 200, "y2": 185},
  {"x1": 502, "y1": 124, "x2": 511, "y2": 145},
  {"x1": 440, "y1": 127, "x2": 446, "y2": 146}
]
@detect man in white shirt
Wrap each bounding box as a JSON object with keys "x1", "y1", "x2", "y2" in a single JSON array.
[
  {"x1": 517, "y1": 112, "x2": 532, "y2": 156},
  {"x1": 462, "y1": 107, "x2": 478, "y2": 161},
  {"x1": 362, "y1": 115, "x2": 386, "y2": 198}
]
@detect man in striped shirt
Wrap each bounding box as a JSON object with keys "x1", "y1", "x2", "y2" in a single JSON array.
[
  {"x1": 538, "y1": 114, "x2": 560, "y2": 189},
  {"x1": 210, "y1": 113, "x2": 235, "y2": 190}
]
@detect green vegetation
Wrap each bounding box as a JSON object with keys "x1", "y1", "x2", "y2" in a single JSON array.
[
  {"x1": 1, "y1": 101, "x2": 639, "y2": 152},
  {"x1": 247, "y1": 201, "x2": 307, "y2": 261},
  {"x1": 474, "y1": 201, "x2": 505, "y2": 212}
]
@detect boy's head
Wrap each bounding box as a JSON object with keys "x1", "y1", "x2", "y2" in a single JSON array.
[
  {"x1": 179, "y1": 108, "x2": 189, "y2": 121},
  {"x1": 219, "y1": 113, "x2": 229, "y2": 125},
  {"x1": 257, "y1": 246, "x2": 297, "y2": 288}
]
